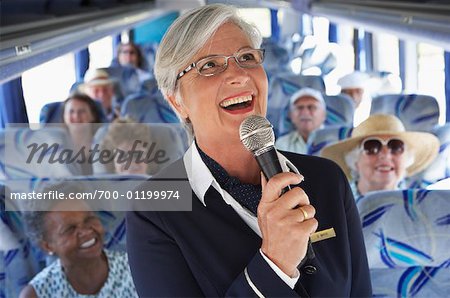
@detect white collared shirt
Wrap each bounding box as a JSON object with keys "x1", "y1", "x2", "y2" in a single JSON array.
[{"x1": 183, "y1": 142, "x2": 300, "y2": 289}]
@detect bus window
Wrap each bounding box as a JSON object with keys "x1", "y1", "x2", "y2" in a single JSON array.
[
  {"x1": 238, "y1": 8, "x2": 271, "y2": 38},
  {"x1": 418, "y1": 43, "x2": 446, "y2": 124},
  {"x1": 22, "y1": 54, "x2": 76, "y2": 124},
  {"x1": 88, "y1": 36, "x2": 114, "y2": 70},
  {"x1": 373, "y1": 33, "x2": 400, "y2": 77}
]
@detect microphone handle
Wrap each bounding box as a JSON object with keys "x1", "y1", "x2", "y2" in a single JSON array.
[{"x1": 255, "y1": 147, "x2": 315, "y2": 264}]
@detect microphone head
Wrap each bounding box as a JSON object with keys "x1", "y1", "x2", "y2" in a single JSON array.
[{"x1": 239, "y1": 115, "x2": 275, "y2": 153}]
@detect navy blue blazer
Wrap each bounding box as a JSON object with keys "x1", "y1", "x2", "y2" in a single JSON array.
[{"x1": 126, "y1": 151, "x2": 372, "y2": 297}]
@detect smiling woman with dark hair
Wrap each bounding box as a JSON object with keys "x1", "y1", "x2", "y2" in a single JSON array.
[{"x1": 19, "y1": 183, "x2": 138, "y2": 298}]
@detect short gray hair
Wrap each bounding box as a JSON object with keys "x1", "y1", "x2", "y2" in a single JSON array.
[{"x1": 154, "y1": 3, "x2": 262, "y2": 131}]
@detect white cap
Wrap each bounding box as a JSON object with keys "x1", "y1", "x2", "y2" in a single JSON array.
[
  {"x1": 337, "y1": 71, "x2": 369, "y2": 89},
  {"x1": 290, "y1": 87, "x2": 325, "y2": 107},
  {"x1": 83, "y1": 69, "x2": 114, "y2": 86}
]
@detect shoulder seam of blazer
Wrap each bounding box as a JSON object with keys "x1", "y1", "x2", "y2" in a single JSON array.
[{"x1": 244, "y1": 267, "x2": 265, "y2": 298}]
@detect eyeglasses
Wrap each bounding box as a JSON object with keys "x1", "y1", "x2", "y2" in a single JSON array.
[
  {"x1": 177, "y1": 48, "x2": 265, "y2": 80},
  {"x1": 360, "y1": 137, "x2": 405, "y2": 156}
]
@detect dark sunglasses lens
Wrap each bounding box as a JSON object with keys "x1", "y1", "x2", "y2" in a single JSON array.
[
  {"x1": 363, "y1": 139, "x2": 382, "y2": 155},
  {"x1": 388, "y1": 139, "x2": 405, "y2": 154}
]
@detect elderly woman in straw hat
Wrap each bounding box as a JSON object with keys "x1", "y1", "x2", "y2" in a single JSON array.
[{"x1": 321, "y1": 114, "x2": 439, "y2": 198}]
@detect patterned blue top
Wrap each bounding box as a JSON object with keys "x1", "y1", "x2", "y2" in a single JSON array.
[{"x1": 30, "y1": 250, "x2": 138, "y2": 298}]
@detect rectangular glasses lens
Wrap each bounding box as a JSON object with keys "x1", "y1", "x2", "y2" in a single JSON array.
[
  {"x1": 237, "y1": 49, "x2": 263, "y2": 67},
  {"x1": 198, "y1": 57, "x2": 227, "y2": 75}
]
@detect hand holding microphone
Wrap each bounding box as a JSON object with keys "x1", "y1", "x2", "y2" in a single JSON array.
[{"x1": 240, "y1": 115, "x2": 317, "y2": 277}]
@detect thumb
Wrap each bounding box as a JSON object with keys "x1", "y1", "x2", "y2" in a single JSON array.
[{"x1": 260, "y1": 172, "x2": 267, "y2": 192}]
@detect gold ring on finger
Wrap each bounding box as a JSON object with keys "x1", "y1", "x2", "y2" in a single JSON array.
[{"x1": 300, "y1": 207, "x2": 308, "y2": 221}]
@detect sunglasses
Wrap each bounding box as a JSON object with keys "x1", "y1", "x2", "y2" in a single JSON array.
[{"x1": 360, "y1": 137, "x2": 405, "y2": 155}]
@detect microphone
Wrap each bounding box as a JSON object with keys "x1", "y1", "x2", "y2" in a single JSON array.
[{"x1": 239, "y1": 115, "x2": 315, "y2": 263}]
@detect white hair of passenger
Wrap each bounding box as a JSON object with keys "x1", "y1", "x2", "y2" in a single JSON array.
[{"x1": 154, "y1": 4, "x2": 262, "y2": 133}]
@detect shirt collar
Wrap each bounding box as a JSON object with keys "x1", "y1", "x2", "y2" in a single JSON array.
[{"x1": 183, "y1": 141, "x2": 300, "y2": 206}]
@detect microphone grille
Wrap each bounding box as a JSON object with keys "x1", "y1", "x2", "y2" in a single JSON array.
[{"x1": 239, "y1": 115, "x2": 275, "y2": 152}]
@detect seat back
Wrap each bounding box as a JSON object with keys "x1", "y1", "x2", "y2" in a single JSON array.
[
  {"x1": 307, "y1": 125, "x2": 353, "y2": 156},
  {"x1": 356, "y1": 189, "x2": 450, "y2": 297},
  {"x1": 323, "y1": 94, "x2": 355, "y2": 126},
  {"x1": 120, "y1": 90, "x2": 179, "y2": 124},
  {"x1": 370, "y1": 94, "x2": 440, "y2": 132},
  {"x1": 39, "y1": 100, "x2": 107, "y2": 124},
  {"x1": 91, "y1": 123, "x2": 187, "y2": 176},
  {"x1": 267, "y1": 73, "x2": 325, "y2": 137},
  {"x1": 407, "y1": 123, "x2": 450, "y2": 188},
  {"x1": 0, "y1": 126, "x2": 83, "y2": 179}
]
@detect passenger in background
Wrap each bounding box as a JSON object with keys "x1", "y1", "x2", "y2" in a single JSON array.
[
  {"x1": 337, "y1": 71, "x2": 369, "y2": 108},
  {"x1": 100, "y1": 118, "x2": 154, "y2": 175},
  {"x1": 19, "y1": 183, "x2": 138, "y2": 298},
  {"x1": 276, "y1": 87, "x2": 326, "y2": 154},
  {"x1": 81, "y1": 68, "x2": 119, "y2": 121},
  {"x1": 321, "y1": 114, "x2": 439, "y2": 198},
  {"x1": 116, "y1": 42, "x2": 152, "y2": 82},
  {"x1": 62, "y1": 93, "x2": 102, "y2": 175},
  {"x1": 337, "y1": 71, "x2": 371, "y2": 126}
]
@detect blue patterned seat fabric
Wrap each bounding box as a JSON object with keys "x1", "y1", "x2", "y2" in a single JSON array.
[
  {"x1": 120, "y1": 88, "x2": 179, "y2": 124},
  {"x1": 323, "y1": 94, "x2": 355, "y2": 126},
  {"x1": 356, "y1": 189, "x2": 450, "y2": 297},
  {"x1": 370, "y1": 94, "x2": 440, "y2": 132},
  {"x1": 407, "y1": 123, "x2": 450, "y2": 188},
  {"x1": 91, "y1": 122, "x2": 188, "y2": 175},
  {"x1": 0, "y1": 126, "x2": 83, "y2": 179},
  {"x1": 307, "y1": 125, "x2": 353, "y2": 156}
]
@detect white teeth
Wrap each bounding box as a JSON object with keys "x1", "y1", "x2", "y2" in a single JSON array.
[
  {"x1": 220, "y1": 95, "x2": 252, "y2": 108},
  {"x1": 377, "y1": 166, "x2": 393, "y2": 171},
  {"x1": 80, "y1": 238, "x2": 96, "y2": 248}
]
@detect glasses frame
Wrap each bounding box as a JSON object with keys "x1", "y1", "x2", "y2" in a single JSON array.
[
  {"x1": 360, "y1": 137, "x2": 406, "y2": 156},
  {"x1": 176, "y1": 48, "x2": 265, "y2": 80}
]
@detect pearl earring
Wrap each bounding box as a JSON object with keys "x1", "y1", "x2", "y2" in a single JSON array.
[{"x1": 48, "y1": 251, "x2": 54, "y2": 256}]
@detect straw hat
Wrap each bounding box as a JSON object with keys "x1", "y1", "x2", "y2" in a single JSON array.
[
  {"x1": 321, "y1": 114, "x2": 439, "y2": 178},
  {"x1": 82, "y1": 69, "x2": 115, "y2": 87}
]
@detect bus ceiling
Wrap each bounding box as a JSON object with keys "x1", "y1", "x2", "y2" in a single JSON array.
[
  {"x1": 0, "y1": 0, "x2": 449, "y2": 83},
  {"x1": 0, "y1": 0, "x2": 204, "y2": 84}
]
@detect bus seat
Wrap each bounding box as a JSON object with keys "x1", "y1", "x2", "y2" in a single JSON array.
[
  {"x1": 267, "y1": 73, "x2": 325, "y2": 137},
  {"x1": 39, "y1": 100, "x2": 107, "y2": 124},
  {"x1": 0, "y1": 126, "x2": 83, "y2": 179},
  {"x1": 91, "y1": 123, "x2": 187, "y2": 176},
  {"x1": 407, "y1": 123, "x2": 450, "y2": 188},
  {"x1": 38, "y1": 102, "x2": 63, "y2": 123},
  {"x1": 307, "y1": 125, "x2": 353, "y2": 156},
  {"x1": 370, "y1": 94, "x2": 440, "y2": 132},
  {"x1": 323, "y1": 94, "x2": 355, "y2": 126},
  {"x1": 356, "y1": 189, "x2": 450, "y2": 297},
  {"x1": 261, "y1": 39, "x2": 291, "y2": 83},
  {"x1": 120, "y1": 90, "x2": 179, "y2": 124},
  {"x1": 1, "y1": 183, "x2": 46, "y2": 298}
]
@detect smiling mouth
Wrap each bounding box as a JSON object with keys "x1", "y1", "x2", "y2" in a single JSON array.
[
  {"x1": 220, "y1": 95, "x2": 253, "y2": 111},
  {"x1": 376, "y1": 165, "x2": 394, "y2": 172},
  {"x1": 80, "y1": 238, "x2": 96, "y2": 249}
]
